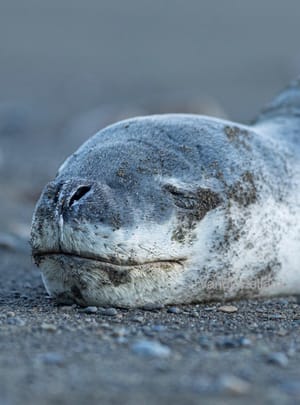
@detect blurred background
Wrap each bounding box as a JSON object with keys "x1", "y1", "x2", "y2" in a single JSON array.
[{"x1": 0, "y1": 0, "x2": 300, "y2": 240}]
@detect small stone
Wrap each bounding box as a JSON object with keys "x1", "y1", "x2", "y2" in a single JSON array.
[
  {"x1": 41, "y1": 323, "x2": 57, "y2": 332},
  {"x1": 277, "y1": 298, "x2": 289, "y2": 305},
  {"x1": 111, "y1": 327, "x2": 128, "y2": 337},
  {"x1": 266, "y1": 352, "x2": 289, "y2": 367},
  {"x1": 277, "y1": 328, "x2": 288, "y2": 336},
  {"x1": 59, "y1": 306, "x2": 74, "y2": 312},
  {"x1": 6, "y1": 311, "x2": 16, "y2": 317},
  {"x1": 116, "y1": 336, "x2": 128, "y2": 344},
  {"x1": 141, "y1": 326, "x2": 154, "y2": 337},
  {"x1": 99, "y1": 307, "x2": 118, "y2": 316},
  {"x1": 238, "y1": 337, "x2": 252, "y2": 347},
  {"x1": 23, "y1": 282, "x2": 32, "y2": 289},
  {"x1": 84, "y1": 306, "x2": 98, "y2": 314},
  {"x1": 218, "y1": 305, "x2": 238, "y2": 313},
  {"x1": 151, "y1": 324, "x2": 166, "y2": 332},
  {"x1": 141, "y1": 303, "x2": 163, "y2": 311},
  {"x1": 167, "y1": 306, "x2": 181, "y2": 314},
  {"x1": 7, "y1": 317, "x2": 25, "y2": 326},
  {"x1": 199, "y1": 336, "x2": 214, "y2": 350},
  {"x1": 204, "y1": 306, "x2": 216, "y2": 311},
  {"x1": 131, "y1": 340, "x2": 171, "y2": 358},
  {"x1": 37, "y1": 352, "x2": 65, "y2": 366},
  {"x1": 189, "y1": 311, "x2": 199, "y2": 318},
  {"x1": 131, "y1": 316, "x2": 144, "y2": 323},
  {"x1": 268, "y1": 313, "x2": 284, "y2": 319},
  {"x1": 99, "y1": 322, "x2": 111, "y2": 329},
  {"x1": 215, "y1": 336, "x2": 251, "y2": 349},
  {"x1": 173, "y1": 332, "x2": 188, "y2": 340},
  {"x1": 219, "y1": 375, "x2": 250, "y2": 395},
  {"x1": 216, "y1": 337, "x2": 238, "y2": 349}
]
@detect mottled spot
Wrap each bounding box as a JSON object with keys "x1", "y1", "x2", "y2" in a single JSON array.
[
  {"x1": 116, "y1": 167, "x2": 126, "y2": 178},
  {"x1": 224, "y1": 125, "x2": 251, "y2": 150},
  {"x1": 107, "y1": 268, "x2": 131, "y2": 286},
  {"x1": 165, "y1": 185, "x2": 222, "y2": 219},
  {"x1": 237, "y1": 260, "x2": 281, "y2": 298},
  {"x1": 227, "y1": 171, "x2": 257, "y2": 207},
  {"x1": 71, "y1": 284, "x2": 84, "y2": 300},
  {"x1": 165, "y1": 184, "x2": 222, "y2": 243}
]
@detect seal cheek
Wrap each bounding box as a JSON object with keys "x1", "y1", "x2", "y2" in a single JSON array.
[{"x1": 107, "y1": 268, "x2": 132, "y2": 286}]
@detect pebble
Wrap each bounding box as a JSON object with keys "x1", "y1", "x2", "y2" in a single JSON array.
[
  {"x1": 59, "y1": 306, "x2": 74, "y2": 312},
  {"x1": 167, "y1": 306, "x2": 181, "y2": 314},
  {"x1": 238, "y1": 337, "x2": 252, "y2": 347},
  {"x1": 41, "y1": 323, "x2": 57, "y2": 332},
  {"x1": 116, "y1": 336, "x2": 128, "y2": 344},
  {"x1": 218, "y1": 375, "x2": 250, "y2": 395},
  {"x1": 83, "y1": 306, "x2": 98, "y2": 314},
  {"x1": 151, "y1": 324, "x2": 166, "y2": 332},
  {"x1": 216, "y1": 336, "x2": 252, "y2": 349},
  {"x1": 141, "y1": 304, "x2": 164, "y2": 311},
  {"x1": 218, "y1": 305, "x2": 238, "y2": 313},
  {"x1": 268, "y1": 313, "x2": 285, "y2": 320},
  {"x1": 216, "y1": 337, "x2": 238, "y2": 349},
  {"x1": 204, "y1": 306, "x2": 216, "y2": 311},
  {"x1": 111, "y1": 327, "x2": 128, "y2": 337},
  {"x1": 131, "y1": 316, "x2": 144, "y2": 323},
  {"x1": 99, "y1": 308, "x2": 118, "y2": 316},
  {"x1": 199, "y1": 336, "x2": 214, "y2": 350},
  {"x1": 99, "y1": 322, "x2": 111, "y2": 330},
  {"x1": 37, "y1": 352, "x2": 65, "y2": 366},
  {"x1": 6, "y1": 317, "x2": 26, "y2": 326},
  {"x1": 277, "y1": 328, "x2": 288, "y2": 336},
  {"x1": 6, "y1": 311, "x2": 16, "y2": 317},
  {"x1": 266, "y1": 352, "x2": 289, "y2": 367},
  {"x1": 131, "y1": 340, "x2": 171, "y2": 358}
]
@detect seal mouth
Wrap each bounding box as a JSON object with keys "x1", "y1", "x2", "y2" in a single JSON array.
[{"x1": 33, "y1": 250, "x2": 186, "y2": 268}]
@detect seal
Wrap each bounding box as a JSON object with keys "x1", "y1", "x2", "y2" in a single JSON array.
[{"x1": 30, "y1": 78, "x2": 300, "y2": 307}]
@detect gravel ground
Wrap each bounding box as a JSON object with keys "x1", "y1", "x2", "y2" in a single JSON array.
[{"x1": 1, "y1": 245, "x2": 300, "y2": 405}]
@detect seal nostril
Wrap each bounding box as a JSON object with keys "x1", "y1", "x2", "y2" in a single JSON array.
[{"x1": 69, "y1": 186, "x2": 91, "y2": 207}]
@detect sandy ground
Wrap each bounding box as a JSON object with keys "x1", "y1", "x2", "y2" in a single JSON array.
[{"x1": 1, "y1": 1, "x2": 300, "y2": 404}]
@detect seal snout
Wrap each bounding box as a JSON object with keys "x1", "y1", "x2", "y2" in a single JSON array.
[
  {"x1": 52, "y1": 179, "x2": 94, "y2": 218},
  {"x1": 68, "y1": 185, "x2": 92, "y2": 207}
]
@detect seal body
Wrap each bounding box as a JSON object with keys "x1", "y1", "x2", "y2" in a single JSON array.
[{"x1": 31, "y1": 80, "x2": 300, "y2": 307}]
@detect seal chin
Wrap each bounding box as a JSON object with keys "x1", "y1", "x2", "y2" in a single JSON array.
[{"x1": 34, "y1": 251, "x2": 186, "y2": 307}]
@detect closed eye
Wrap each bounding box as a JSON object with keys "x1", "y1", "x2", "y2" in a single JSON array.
[{"x1": 163, "y1": 183, "x2": 222, "y2": 219}]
